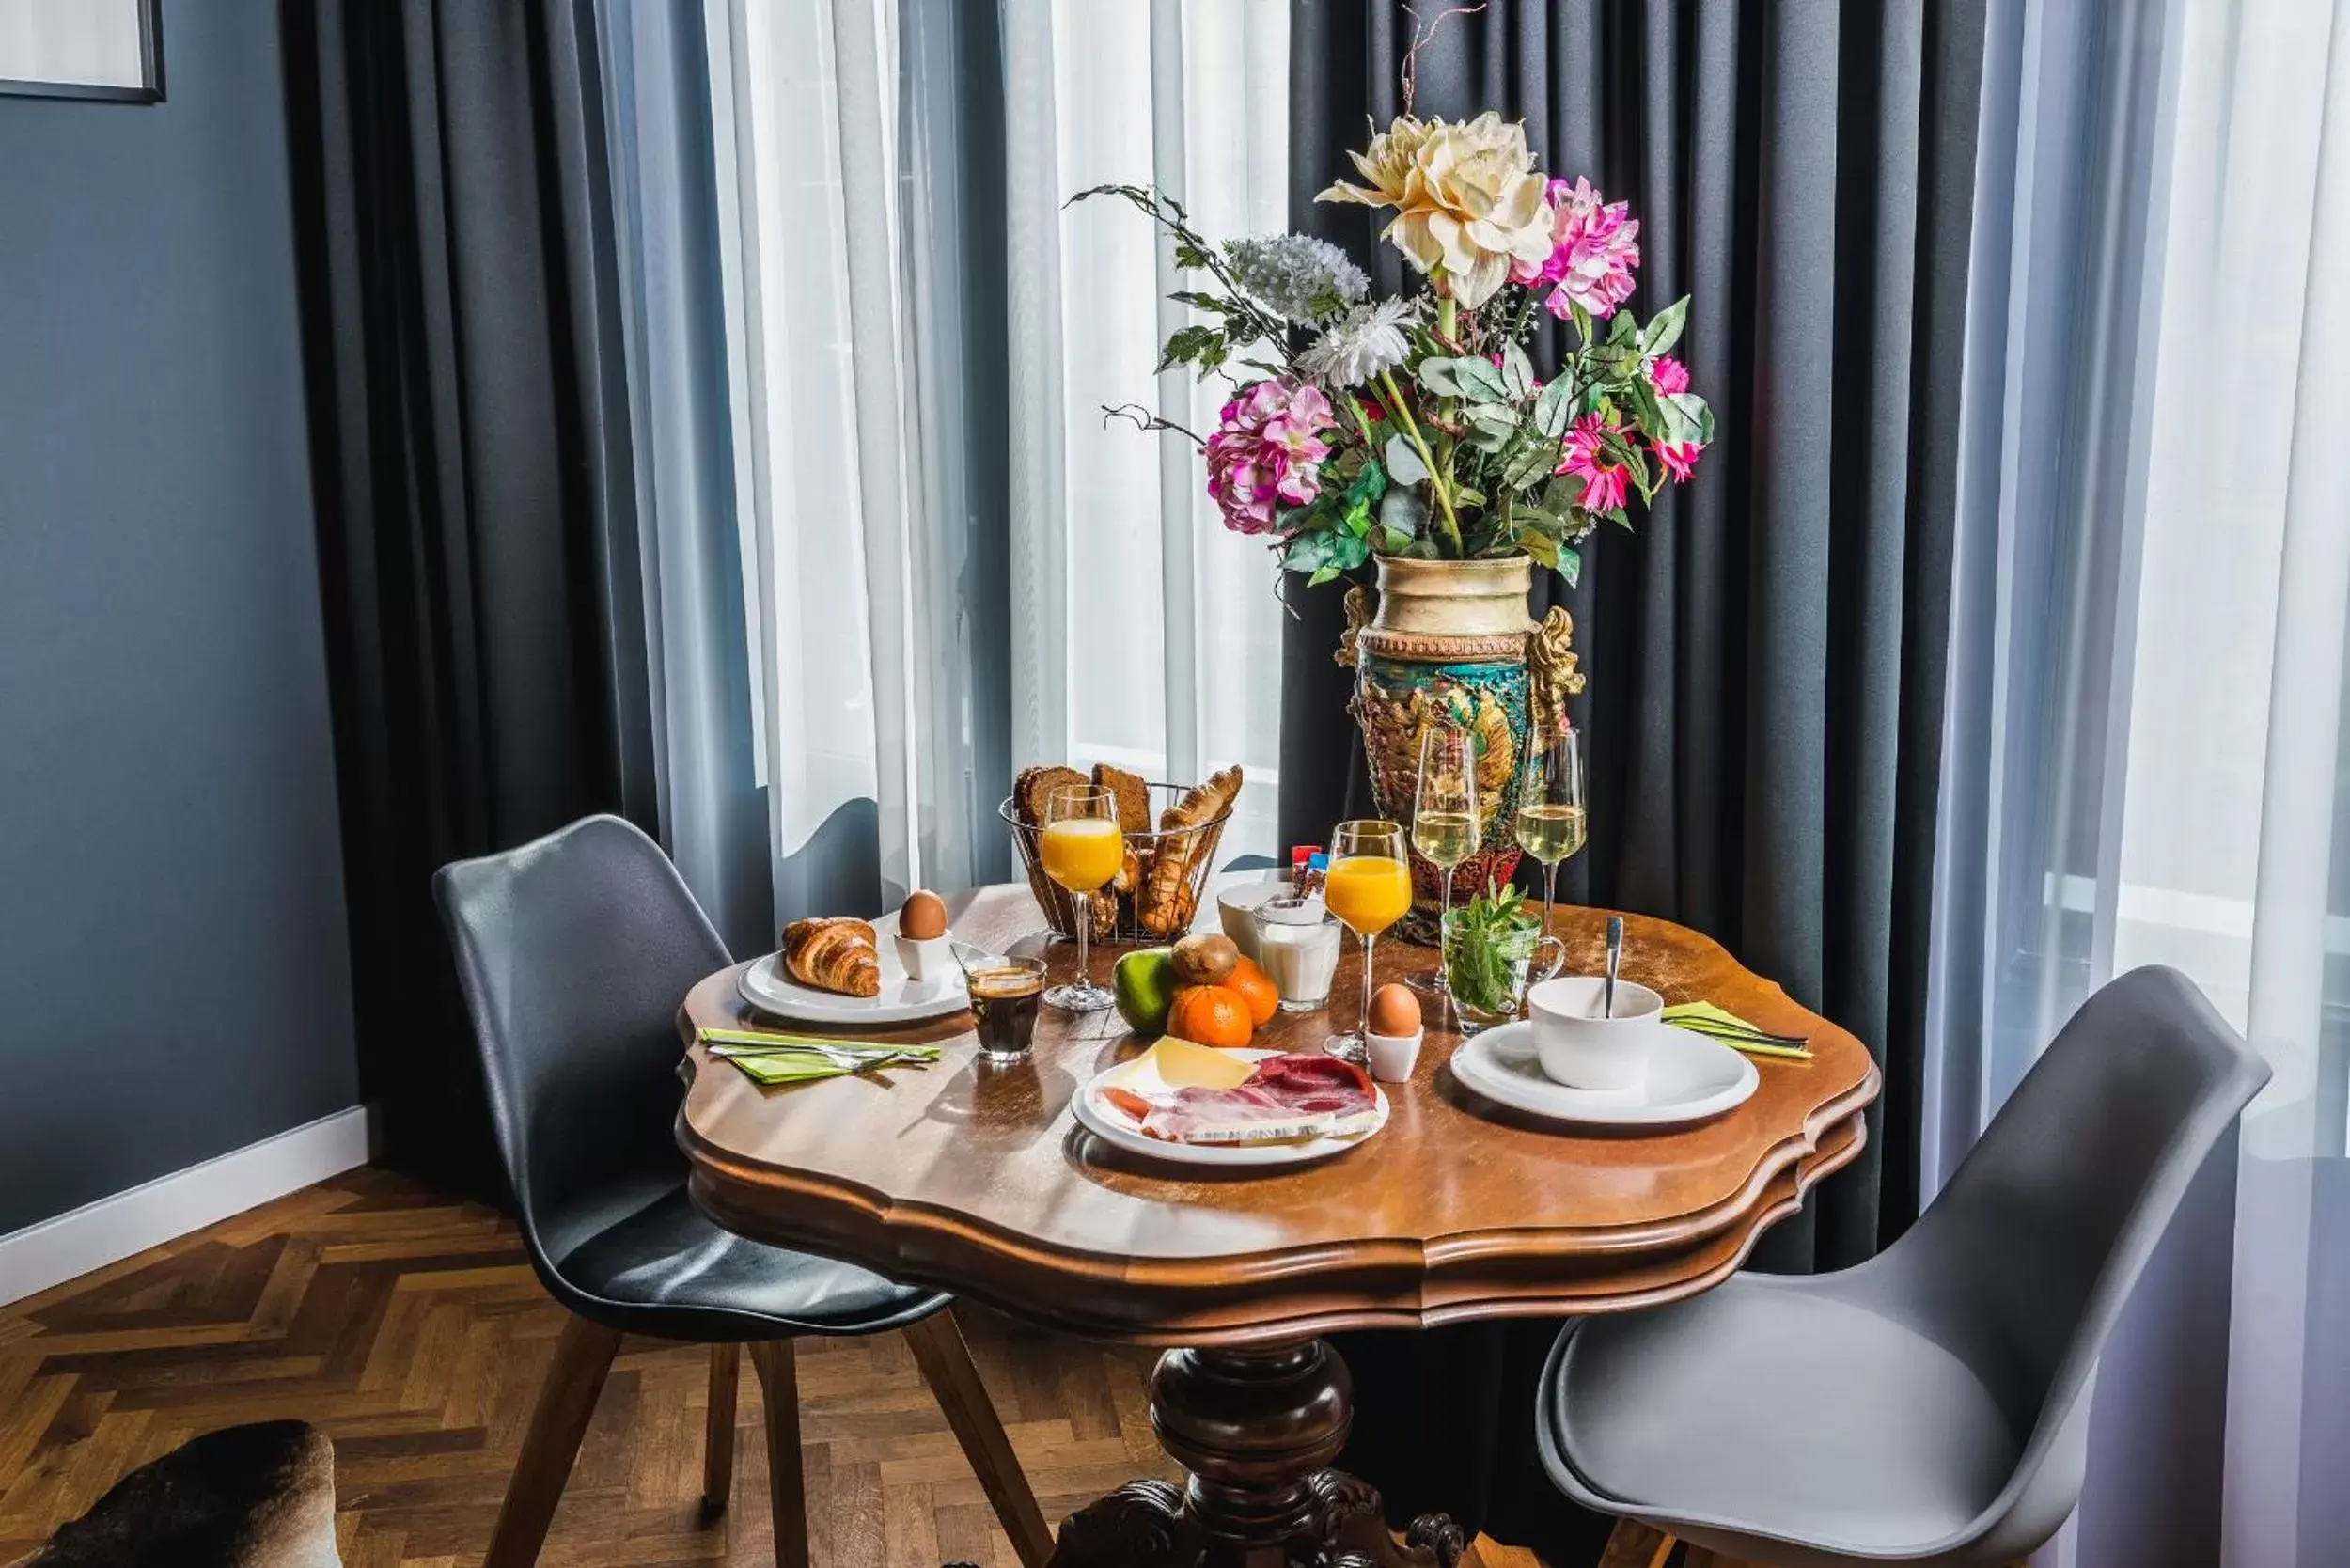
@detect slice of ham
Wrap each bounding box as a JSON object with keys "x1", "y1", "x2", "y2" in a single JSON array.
[{"x1": 1100, "y1": 1052, "x2": 1378, "y2": 1144}]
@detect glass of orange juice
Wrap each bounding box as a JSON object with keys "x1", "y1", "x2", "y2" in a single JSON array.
[
  {"x1": 1039, "y1": 783, "x2": 1123, "y2": 1012},
  {"x1": 1324, "y1": 818, "x2": 1411, "y2": 1063}
]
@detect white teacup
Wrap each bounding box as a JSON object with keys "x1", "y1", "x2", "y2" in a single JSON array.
[{"x1": 1528, "y1": 976, "x2": 1665, "y2": 1091}]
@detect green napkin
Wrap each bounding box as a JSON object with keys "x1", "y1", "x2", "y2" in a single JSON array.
[
  {"x1": 697, "y1": 1026, "x2": 943, "y2": 1085},
  {"x1": 1661, "y1": 1000, "x2": 1813, "y2": 1060},
  {"x1": 726, "y1": 1054, "x2": 885, "y2": 1087}
]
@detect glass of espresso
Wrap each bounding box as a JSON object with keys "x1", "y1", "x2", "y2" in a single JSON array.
[{"x1": 959, "y1": 949, "x2": 1047, "y2": 1063}]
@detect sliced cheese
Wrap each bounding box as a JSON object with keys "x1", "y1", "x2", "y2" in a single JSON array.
[{"x1": 1136, "y1": 1036, "x2": 1257, "y2": 1089}]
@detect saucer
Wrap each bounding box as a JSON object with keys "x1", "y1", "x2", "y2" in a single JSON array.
[{"x1": 1449, "y1": 1020, "x2": 1759, "y2": 1129}]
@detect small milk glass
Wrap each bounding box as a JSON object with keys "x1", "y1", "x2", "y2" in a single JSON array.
[{"x1": 1249, "y1": 897, "x2": 1343, "y2": 1013}]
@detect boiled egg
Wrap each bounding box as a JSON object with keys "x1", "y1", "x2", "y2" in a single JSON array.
[
  {"x1": 900, "y1": 889, "x2": 948, "y2": 940},
  {"x1": 1367, "y1": 982, "x2": 1422, "y2": 1038}
]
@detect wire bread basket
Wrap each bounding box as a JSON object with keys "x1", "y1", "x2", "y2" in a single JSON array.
[{"x1": 1000, "y1": 781, "x2": 1232, "y2": 943}]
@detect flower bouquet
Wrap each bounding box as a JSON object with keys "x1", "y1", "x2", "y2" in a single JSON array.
[{"x1": 1076, "y1": 111, "x2": 1712, "y2": 588}]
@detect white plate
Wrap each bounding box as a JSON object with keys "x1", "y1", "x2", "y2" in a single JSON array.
[
  {"x1": 1449, "y1": 1019, "x2": 1758, "y2": 1129},
  {"x1": 738, "y1": 914, "x2": 971, "y2": 1027},
  {"x1": 1072, "y1": 1047, "x2": 1390, "y2": 1168}
]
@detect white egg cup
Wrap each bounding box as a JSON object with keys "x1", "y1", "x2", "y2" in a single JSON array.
[
  {"x1": 1365, "y1": 1028, "x2": 1424, "y2": 1085},
  {"x1": 894, "y1": 932, "x2": 953, "y2": 983}
]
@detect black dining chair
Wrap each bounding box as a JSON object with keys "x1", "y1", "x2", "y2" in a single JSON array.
[
  {"x1": 434, "y1": 815, "x2": 1054, "y2": 1568},
  {"x1": 1535, "y1": 964, "x2": 2269, "y2": 1568}
]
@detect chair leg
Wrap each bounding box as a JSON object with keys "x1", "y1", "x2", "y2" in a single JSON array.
[
  {"x1": 1596, "y1": 1517, "x2": 1676, "y2": 1568},
  {"x1": 904, "y1": 1308, "x2": 1055, "y2": 1568},
  {"x1": 747, "y1": 1340, "x2": 810, "y2": 1568},
  {"x1": 703, "y1": 1342, "x2": 741, "y2": 1513},
  {"x1": 483, "y1": 1314, "x2": 624, "y2": 1568}
]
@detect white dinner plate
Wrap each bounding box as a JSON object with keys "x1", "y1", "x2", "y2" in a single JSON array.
[
  {"x1": 1449, "y1": 1019, "x2": 1758, "y2": 1129},
  {"x1": 738, "y1": 914, "x2": 972, "y2": 1027},
  {"x1": 1072, "y1": 1047, "x2": 1390, "y2": 1169}
]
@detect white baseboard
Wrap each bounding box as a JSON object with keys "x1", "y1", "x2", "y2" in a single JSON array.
[{"x1": 0, "y1": 1105, "x2": 374, "y2": 1307}]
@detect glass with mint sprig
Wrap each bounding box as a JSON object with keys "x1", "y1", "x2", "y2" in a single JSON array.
[{"x1": 1439, "y1": 879, "x2": 1567, "y2": 1034}]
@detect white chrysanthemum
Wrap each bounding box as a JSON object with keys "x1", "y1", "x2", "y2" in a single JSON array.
[
  {"x1": 1223, "y1": 233, "x2": 1370, "y2": 321},
  {"x1": 1297, "y1": 297, "x2": 1418, "y2": 387}
]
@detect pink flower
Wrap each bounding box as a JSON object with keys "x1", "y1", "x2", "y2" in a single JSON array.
[
  {"x1": 1556, "y1": 412, "x2": 1630, "y2": 513},
  {"x1": 1204, "y1": 378, "x2": 1337, "y2": 535},
  {"x1": 1647, "y1": 354, "x2": 1690, "y2": 395},
  {"x1": 1512, "y1": 177, "x2": 1641, "y2": 320},
  {"x1": 1653, "y1": 438, "x2": 1703, "y2": 483}
]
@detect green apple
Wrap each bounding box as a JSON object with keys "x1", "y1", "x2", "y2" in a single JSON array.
[{"x1": 1113, "y1": 947, "x2": 1178, "y2": 1034}]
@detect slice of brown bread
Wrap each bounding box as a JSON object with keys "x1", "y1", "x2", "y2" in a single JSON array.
[
  {"x1": 1015, "y1": 763, "x2": 1090, "y2": 827},
  {"x1": 1091, "y1": 762, "x2": 1153, "y2": 836}
]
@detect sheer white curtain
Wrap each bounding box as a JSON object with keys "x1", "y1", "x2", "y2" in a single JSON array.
[
  {"x1": 1933, "y1": 2, "x2": 2350, "y2": 1563},
  {"x1": 706, "y1": 0, "x2": 1285, "y2": 909},
  {"x1": 707, "y1": 0, "x2": 1004, "y2": 909},
  {"x1": 1004, "y1": 0, "x2": 1290, "y2": 861}
]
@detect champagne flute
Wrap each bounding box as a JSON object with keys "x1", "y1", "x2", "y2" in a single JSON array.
[
  {"x1": 1409, "y1": 724, "x2": 1480, "y2": 997},
  {"x1": 1513, "y1": 719, "x2": 1587, "y2": 938},
  {"x1": 1322, "y1": 818, "x2": 1412, "y2": 1064},
  {"x1": 1039, "y1": 783, "x2": 1122, "y2": 1013}
]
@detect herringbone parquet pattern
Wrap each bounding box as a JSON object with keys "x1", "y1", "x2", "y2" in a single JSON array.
[{"x1": 0, "y1": 1169, "x2": 1577, "y2": 1568}]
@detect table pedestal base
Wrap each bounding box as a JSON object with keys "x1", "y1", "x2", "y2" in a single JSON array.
[{"x1": 1047, "y1": 1340, "x2": 1465, "y2": 1568}]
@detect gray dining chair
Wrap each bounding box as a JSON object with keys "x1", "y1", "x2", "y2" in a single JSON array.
[
  {"x1": 1536, "y1": 964, "x2": 2269, "y2": 1568},
  {"x1": 434, "y1": 815, "x2": 1053, "y2": 1568}
]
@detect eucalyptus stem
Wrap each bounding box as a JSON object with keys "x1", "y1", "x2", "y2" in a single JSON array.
[{"x1": 1377, "y1": 369, "x2": 1464, "y2": 556}]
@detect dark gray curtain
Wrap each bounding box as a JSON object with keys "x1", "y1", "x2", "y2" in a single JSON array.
[
  {"x1": 282, "y1": 0, "x2": 652, "y2": 1197},
  {"x1": 1286, "y1": 2, "x2": 1983, "y2": 1554}
]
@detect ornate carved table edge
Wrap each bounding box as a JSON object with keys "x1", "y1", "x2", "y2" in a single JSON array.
[{"x1": 676, "y1": 1064, "x2": 1876, "y2": 1350}]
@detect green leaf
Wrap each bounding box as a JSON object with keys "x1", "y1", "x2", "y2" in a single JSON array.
[
  {"x1": 1384, "y1": 432, "x2": 1429, "y2": 486},
  {"x1": 1624, "y1": 377, "x2": 1668, "y2": 442},
  {"x1": 1660, "y1": 391, "x2": 1716, "y2": 446},
  {"x1": 1501, "y1": 434, "x2": 1560, "y2": 491},
  {"x1": 1570, "y1": 302, "x2": 1594, "y2": 342},
  {"x1": 1498, "y1": 340, "x2": 1535, "y2": 400},
  {"x1": 1521, "y1": 526, "x2": 1561, "y2": 572},
  {"x1": 1641, "y1": 295, "x2": 1689, "y2": 360},
  {"x1": 1172, "y1": 239, "x2": 1214, "y2": 271},
  {"x1": 1587, "y1": 344, "x2": 1643, "y2": 382},
  {"x1": 1464, "y1": 405, "x2": 1518, "y2": 452},
  {"x1": 1379, "y1": 486, "x2": 1428, "y2": 539},
  {"x1": 1607, "y1": 308, "x2": 1638, "y2": 345},
  {"x1": 1155, "y1": 323, "x2": 1225, "y2": 373},
  {"x1": 1532, "y1": 377, "x2": 1577, "y2": 439},
  {"x1": 1418, "y1": 356, "x2": 1507, "y2": 403},
  {"x1": 1449, "y1": 356, "x2": 1510, "y2": 402},
  {"x1": 1559, "y1": 543, "x2": 1582, "y2": 588},
  {"x1": 1170, "y1": 290, "x2": 1243, "y2": 317}
]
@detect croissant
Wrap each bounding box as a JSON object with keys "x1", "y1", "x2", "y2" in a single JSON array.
[{"x1": 782, "y1": 917, "x2": 881, "y2": 997}]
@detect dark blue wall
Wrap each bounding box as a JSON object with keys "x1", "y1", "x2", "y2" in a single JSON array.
[{"x1": 0, "y1": 1, "x2": 358, "y2": 1234}]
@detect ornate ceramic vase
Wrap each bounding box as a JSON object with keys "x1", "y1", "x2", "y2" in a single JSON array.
[{"x1": 1338, "y1": 556, "x2": 1585, "y2": 945}]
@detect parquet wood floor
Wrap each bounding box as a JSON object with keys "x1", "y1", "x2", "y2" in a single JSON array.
[{"x1": 0, "y1": 1168, "x2": 1590, "y2": 1568}]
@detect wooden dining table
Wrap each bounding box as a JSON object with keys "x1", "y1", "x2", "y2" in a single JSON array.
[{"x1": 676, "y1": 882, "x2": 1878, "y2": 1568}]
